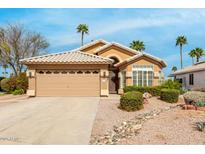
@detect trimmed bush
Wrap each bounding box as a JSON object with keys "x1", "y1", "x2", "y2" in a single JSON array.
[
  {"x1": 120, "y1": 91, "x2": 144, "y2": 111},
  {"x1": 160, "y1": 89, "x2": 180, "y2": 103},
  {"x1": 124, "y1": 86, "x2": 161, "y2": 96},
  {"x1": 0, "y1": 78, "x2": 10, "y2": 92},
  {"x1": 12, "y1": 89, "x2": 24, "y2": 95}
]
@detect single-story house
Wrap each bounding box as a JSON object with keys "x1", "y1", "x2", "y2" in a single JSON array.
[
  {"x1": 170, "y1": 61, "x2": 205, "y2": 90},
  {"x1": 20, "y1": 39, "x2": 167, "y2": 97}
]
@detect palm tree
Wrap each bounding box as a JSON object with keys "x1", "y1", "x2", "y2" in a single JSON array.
[
  {"x1": 194, "y1": 48, "x2": 204, "y2": 63},
  {"x1": 76, "y1": 24, "x2": 89, "y2": 46},
  {"x1": 171, "y1": 66, "x2": 177, "y2": 72},
  {"x1": 130, "y1": 40, "x2": 145, "y2": 52},
  {"x1": 188, "y1": 49, "x2": 196, "y2": 65},
  {"x1": 176, "y1": 36, "x2": 187, "y2": 69}
]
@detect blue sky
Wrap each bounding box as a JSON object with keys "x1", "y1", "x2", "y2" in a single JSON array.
[{"x1": 1, "y1": 8, "x2": 205, "y2": 76}]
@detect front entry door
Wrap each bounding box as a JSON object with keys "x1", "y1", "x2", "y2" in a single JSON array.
[{"x1": 109, "y1": 71, "x2": 119, "y2": 94}]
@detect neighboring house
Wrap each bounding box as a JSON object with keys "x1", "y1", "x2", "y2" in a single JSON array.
[
  {"x1": 20, "y1": 39, "x2": 166, "y2": 97},
  {"x1": 170, "y1": 61, "x2": 205, "y2": 90}
]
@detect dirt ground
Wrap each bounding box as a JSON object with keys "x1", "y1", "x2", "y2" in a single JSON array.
[{"x1": 91, "y1": 95, "x2": 205, "y2": 144}]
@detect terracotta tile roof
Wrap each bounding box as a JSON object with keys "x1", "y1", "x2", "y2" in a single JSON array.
[
  {"x1": 171, "y1": 61, "x2": 205, "y2": 75},
  {"x1": 114, "y1": 52, "x2": 167, "y2": 67},
  {"x1": 20, "y1": 50, "x2": 113, "y2": 64},
  {"x1": 94, "y1": 42, "x2": 140, "y2": 55}
]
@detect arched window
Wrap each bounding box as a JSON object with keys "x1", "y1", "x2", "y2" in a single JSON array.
[
  {"x1": 39, "y1": 71, "x2": 44, "y2": 74},
  {"x1": 53, "y1": 71, "x2": 60, "y2": 74},
  {"x1": 69, "y1": 71, "x2": 75, "y2": 74},
  {"x1": 61, "y1": 71, "x2": 67, "y2": 74},
  {"x1": 77, "y1": 71, "x2": 83, "y2": 74},
  {"x1": 93, "y1": 70, "x2": 99, "y2": 74},
  {"x1": 46, "y1": 71, "x2": 52, "y2": 74},
  {"x1": 85, "y1": 71, "x2": 91, "y2": 74}
]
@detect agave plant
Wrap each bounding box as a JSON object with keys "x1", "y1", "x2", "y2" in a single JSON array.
[
  {"x1": 195, "y1": 101, "x2": 205, "y2": 107},
  {"x1": 195, "y1": 122, "x2": 205, "y2": 132}
]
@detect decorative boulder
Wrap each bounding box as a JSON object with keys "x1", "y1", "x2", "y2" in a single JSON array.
[
  {"x1": 183, "y1": 91, "x2": 205, "y2": 105},
  {"x1": 143, "y1": 92, "x2": 152, "y2": 99}
]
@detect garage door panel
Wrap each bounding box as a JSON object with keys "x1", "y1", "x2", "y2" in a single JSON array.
[{"x1": 36, "y1": 70, "x2": 100, "y2": 96}]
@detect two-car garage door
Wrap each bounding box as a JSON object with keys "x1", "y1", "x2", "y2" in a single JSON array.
[{"x1": 36, "y1": 69, "x2": 100, "y2": 96}]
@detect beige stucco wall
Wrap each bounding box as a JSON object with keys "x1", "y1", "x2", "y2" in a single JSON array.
[
  {"x1": 27, "y1": 64, "x2": 109, "y2": 96},
  {"x1": 119, "y1": 57, "x2": 163, "y2": 87},
  {"x1": 81, "y1": 42, "x2": 105, "y2": 54},
  {"x1": 97, "y1": 46, "x2": 135, "y2": 62}
]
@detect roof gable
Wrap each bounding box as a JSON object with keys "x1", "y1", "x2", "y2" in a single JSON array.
[
  {"x1": 115, "y1": 52, "x2": 167, "y2": 68},
  {"x1": 94, "y1": 42, "x2": 140, "y2": 55},
  {"x1": 79, "y1": 39, "x2": 109, "y2": 51},
  {"x1": 20, "y1": 51, "x2": 113, "y2": 64}
]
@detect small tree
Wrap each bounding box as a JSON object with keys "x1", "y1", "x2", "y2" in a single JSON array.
[{"x1": 0, "y1": 24, "x2": 49, "y2": 76}]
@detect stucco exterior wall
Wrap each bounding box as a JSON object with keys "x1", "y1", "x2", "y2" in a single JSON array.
[
  {"x1": 97, "y1": 46, "x2": 135, "y2": 62},
  {"x1": 175, "y1": 71, "x2": 205, "y2": 90},
  {"x1": 81, "y1": 42, "x2": 105, "y2": 54}
]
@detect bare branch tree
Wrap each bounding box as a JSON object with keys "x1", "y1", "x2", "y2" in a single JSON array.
[{"x1": 0, "y1": 24, "x2": 49, "y2": 76}]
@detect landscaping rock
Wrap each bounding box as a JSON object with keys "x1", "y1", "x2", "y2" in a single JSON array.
[
  {"x1": 90, "y1": 104, "x2": 181, "y2": 145},
  {"x1": 143, "y1": 92, "x2": 152, "y2": 99},
  {"x1": 183, "y1": 91, "x2": 205, "y2": 104}
]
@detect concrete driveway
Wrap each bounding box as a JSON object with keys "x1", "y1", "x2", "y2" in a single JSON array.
[{"x1": 0, "y1": 97, "x2": 99, "y2": 144}]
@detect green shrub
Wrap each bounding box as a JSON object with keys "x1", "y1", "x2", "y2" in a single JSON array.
[
  {"x1": 120, "y1": 91, "x2": 144, "y2": 111},
  {"x1": 124, "y1": 86, "x2": 161, "y2": 96},
  {"x1": 0, "y1": 78, "x2": 10, "y2": 92},
  {"x1": 160, "y1": 89, "x2": 180, "y2": 103},
  {"x1": 195, "y1": 101, "x2": 205, "y2": 107},
  {"x1": 16, "y1": 73, "x2": 28, "y2": 92},
  {"x1": 160, "y1": 79, "x2": 181, "y2": 90},
  {"x1": 12, "y1": 89, "x2": 24, "y2": 95}
]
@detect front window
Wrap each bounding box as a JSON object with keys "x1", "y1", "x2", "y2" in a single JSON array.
[
  {"x1": 133, "y1": 65, "x2": 154, "y2": 86},
  {"x1": 189, "y1": 74, "x2": 194, "y2": 85}
]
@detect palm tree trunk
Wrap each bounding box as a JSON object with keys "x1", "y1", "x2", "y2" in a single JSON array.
[
  {"x1": 180, "y1": 45, "x2": 183, "y2": 69},
  {"x1": 192, "y1": 57, "x2": 194, "y2": 65},
  {"x1": 4, "y1": 67, "x2": 6, "y2": 78},
  {"x1": 197, "y1": 56, "x2": 199, "y2": 63},
  {"x1": 81, "y1": 32, "x2": 84, "y2": 46}
]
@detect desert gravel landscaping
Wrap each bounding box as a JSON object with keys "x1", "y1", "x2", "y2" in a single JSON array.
[{"x1": 90, "y1": 95, "x2": 205, "y2": 144}]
